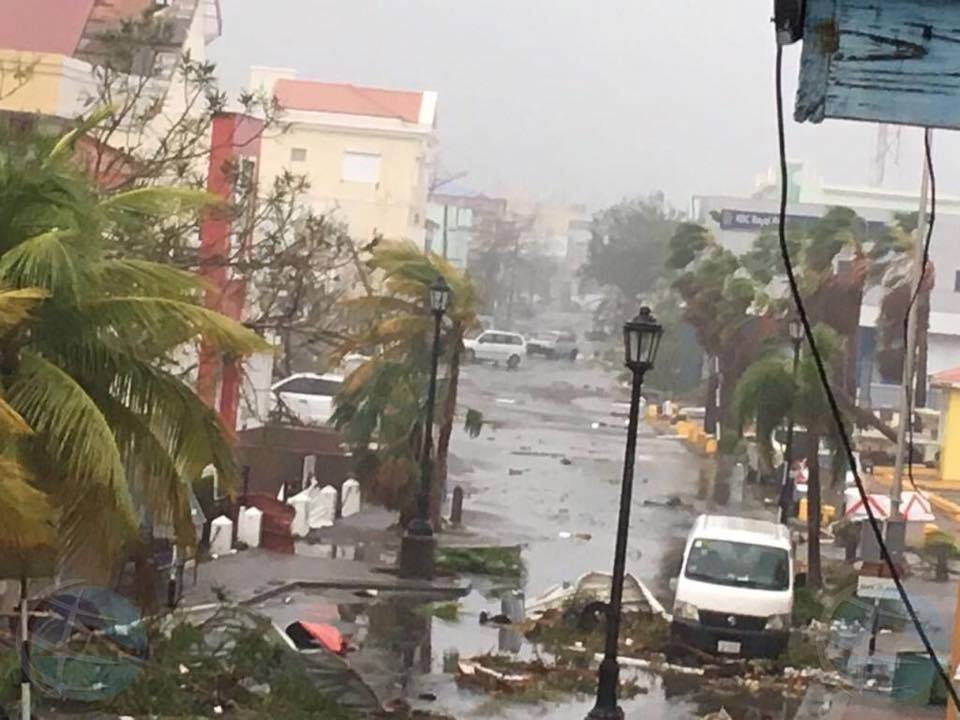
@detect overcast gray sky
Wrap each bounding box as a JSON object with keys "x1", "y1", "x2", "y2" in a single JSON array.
[{"x1": 210, "y1": 1, "x2": 960, "y2": 211}]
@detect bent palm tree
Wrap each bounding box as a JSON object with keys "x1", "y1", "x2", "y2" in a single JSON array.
[
  {"x1": 0, "y1": 126, "x2": 266, "y2": 575},
  {"x1": 733, "y1": 325, "x2": 844, "y2": 588},
  {"x1": 333, "y1": 241, "x2": 479, "y2": 526}
]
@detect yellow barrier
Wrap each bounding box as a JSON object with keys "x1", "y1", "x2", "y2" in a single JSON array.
[
  {"x1": 798, "y1": 500, "x2": 835, "y2": 523},
  {"x1": 675, "y1": 421, "x2": 691, "y2": 438},
  {"x1": 705, "y1": 438, "x2": 718, "y2": 455},
  {"x1": 646, "y1": 405, "x2": 658, "y2": 419}
]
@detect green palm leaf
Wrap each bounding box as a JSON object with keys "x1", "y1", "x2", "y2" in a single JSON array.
[
  {"x1": 88, "y1": 296, "x2": 269, "y2": 355},
  {"x1": 99, "y1": 258, "x2": 206, "y2": 299},
  {"x1": 100, "y1": 187, "x2": 219, "y2": 218},
  {"x1": 7, "y1": 352, "x2": 133, "y2": 527},
  {"x1": 0, "y1": 459, "x2": 55, "y2": 551},
  {"x1": 0, "y1": 229, "x2": 89, "y2": 298}
]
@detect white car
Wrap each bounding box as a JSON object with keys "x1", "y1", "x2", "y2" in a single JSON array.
[
  {"x1": 463, "y1": 331, "x2": 526, "y2": 369},
  {"x1": 271, "y1": 373, "x2": 344, "y2": 426}
]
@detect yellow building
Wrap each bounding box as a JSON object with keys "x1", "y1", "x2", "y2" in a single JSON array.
[
  {"x1": 0, "y1": 0, "x2": 221, "y2": 123},
  {"x1": 934, "y1": 367, "x2": 960, "y2": 482},
  {"x1": 250, "y1": 67, "x2": 437, "y2": 245}
]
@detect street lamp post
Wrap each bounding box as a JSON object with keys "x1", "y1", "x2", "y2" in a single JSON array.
[
  {"x1": 586, "y1": 306, "x2": 662, "y2": 720},
  {"x1": 399, "y1": 275, "x2": 451, "y2": 579},
  {"x1": 778, "y1": 317, "x2": 804, "y2": 523}
]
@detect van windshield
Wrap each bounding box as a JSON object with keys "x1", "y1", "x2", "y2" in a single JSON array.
[{"x1": 685, "y1": 538, "x2": 789, "y2": 591}]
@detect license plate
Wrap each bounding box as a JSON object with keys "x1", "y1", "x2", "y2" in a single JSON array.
[{"x1": 717, "y1": 640, "x2": 741, "y2": 654}]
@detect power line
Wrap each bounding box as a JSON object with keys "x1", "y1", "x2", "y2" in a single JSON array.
[{"x1": 773, "y1": 42, "x2": 959, "y2": 710}]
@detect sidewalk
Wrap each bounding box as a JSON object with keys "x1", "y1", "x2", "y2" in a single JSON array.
[{"x1": 181, "y1": 548, "x2": 470, "y2": 607}]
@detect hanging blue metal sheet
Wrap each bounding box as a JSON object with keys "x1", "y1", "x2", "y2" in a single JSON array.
[{"x1": 795, "y1": 0, "x2": 960, "y2": 129}]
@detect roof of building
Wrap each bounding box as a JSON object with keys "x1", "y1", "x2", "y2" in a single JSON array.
[
  {"x1": 932, "y1": 366, "x2": 960, "y2": 388},
  {"x1": 0, "y1": 0, "x2": 96, "y2": 54},
  {"x1": 274, "y1": 78, "x2": 428, "y2": 124}
]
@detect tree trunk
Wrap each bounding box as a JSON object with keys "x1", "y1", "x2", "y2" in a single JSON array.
[
  {"x1": 805, "y1": 432, "x2": 823, "y2": 589},
  {"x1": 433, "y1": 326, "x2": 463, "y2": 529}
]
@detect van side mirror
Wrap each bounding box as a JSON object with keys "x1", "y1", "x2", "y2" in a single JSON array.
[{"x1": 668, "y1": 578, "x2": 678, "y2": 593}]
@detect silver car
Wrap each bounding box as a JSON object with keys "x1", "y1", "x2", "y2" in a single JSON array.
[{"x1": 526, "y1": 331, "x2": 579, "y2": 360}]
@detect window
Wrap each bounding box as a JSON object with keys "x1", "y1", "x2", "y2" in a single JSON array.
[
  {"x1": 342, "y1": 151, "x2": 381, "y2": 183},
  {"x1": 509, "y1": 335, "x2": 524, "y2": 346},
  {"x1": 290, "y1": 147, "x2": 307, "y2": 162},
  {"x1": 954, "y1": 270, "x2": 960, "y2": 292},
  {"x1": 276, "y1": 377, "x2": 343, "y2": 396},
  {"x1": 685, "y1": 538, "x2": 789, "y2": 591}
]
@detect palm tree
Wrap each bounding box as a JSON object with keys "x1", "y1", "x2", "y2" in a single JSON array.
[
  {"x1": 0, "y1": 123, "x2": 265, "y2": 580},
  {"x1": 732, "y1": 325, "x2": 844, "y2": 588},
  {"x1": 332, "y1": 241, "x2": 479, "y2": 526}
]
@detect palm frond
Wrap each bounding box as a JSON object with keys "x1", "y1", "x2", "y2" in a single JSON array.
[
  {"x1": 7, "y1": 351, "x2": 133, "y2": 523},
  {"x1": 99, "y1": 259, "x2": 206, "y2": 299},
  {"x1": 0, "y1": 229, "x2": 88, "y2": 297},
  {"x1": 0, "y1": 458, "x2": 55, "y2": 550},
  {"x1": 0, "y1": 287, "x2": 48, "y2": 329},
  {"x1": 87, "y1": 297, "x2": 269, "y2": 355},
  {"x1": 100, "y1": 187, "x2": 219, "y2": 218},
  {"x1": 46, "y1": 105, "x2": 117, "y2": 163}
]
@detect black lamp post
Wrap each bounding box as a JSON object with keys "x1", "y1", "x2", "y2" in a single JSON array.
[
  {"x1": 587, "y1": 306, "x2": 662, "y2": 720},
  {"x1": 779, "y1": 316, "x2": 804, "y2": 523},
  {"x1": 399, "y1": 275, "x2": 451, "y2": 579}
]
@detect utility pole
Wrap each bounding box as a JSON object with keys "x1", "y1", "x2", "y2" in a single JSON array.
[{"x1": 891, "y1": 128, "x2": 933, "y2": 520}]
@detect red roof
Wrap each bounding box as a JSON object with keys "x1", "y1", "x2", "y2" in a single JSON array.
[
  {"x1": 0, "y1": 0, "x2": 96, "y2": 54},
  {"x1": 274, "y1": 79, "x2": 425, "y2": 123},
  {"x1": 932, "y1": 366, "x2": 960, "y2": 387}
]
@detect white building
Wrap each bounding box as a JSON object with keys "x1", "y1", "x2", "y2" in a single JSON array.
[{"x1": 693, "y1": 166, "x2": 960, "y2": 407}]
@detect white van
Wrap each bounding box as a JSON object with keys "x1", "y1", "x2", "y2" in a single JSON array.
[
  {"x1": 463, "y1": 331, "x2": 526, "y2": 369},
  {"x1": 671, "y1": 514, "x2": 793, "y2": 659}
]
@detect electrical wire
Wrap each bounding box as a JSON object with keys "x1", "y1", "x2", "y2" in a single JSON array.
[
  {"x1": 902, "y1": 131, "x2": 936, "y2": 492},
  {"x1": 774, "y1": 44, "x2": 959, "y2": 709}
]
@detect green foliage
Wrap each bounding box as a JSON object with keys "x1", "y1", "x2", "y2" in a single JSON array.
[
  {"x1": 464, "y1": 407, "x2": 485, "y2": 438},
  {"x1": 582, "y1": 195, "x2": 681, "y2": 298},
  {"x1": 333, "y1": 241, "x2": 480, "y2": 513},
  {"x1": 108, "y1": 612, "x2": 355, "y2": 719},
  {"x1": 792, "y1": 585, "x2": 825, "y2": 628},
  {"x1": 423, "y1": 601, "x2": 462, "y2": 621},
  {"x1": 0, "y1": 123, "x2": 266, "y2": 568},
  {"x1": 435, "y1": 545, "x2": 525, "y2": 578}
]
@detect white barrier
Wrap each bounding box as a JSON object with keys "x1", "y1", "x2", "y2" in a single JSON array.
[
  {"x1": 237, "y1": 506, "x2": 263, "y2": 548},
  {"x1": 341, "y1": 478, "x2": 361, "y2": 517},
  {"x1": 210, "y1": 515, "x2": 233, "y2": 555}
]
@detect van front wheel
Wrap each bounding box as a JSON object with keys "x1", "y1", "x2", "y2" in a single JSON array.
[{"x1": 507, "y1": 354, "x2": 521, "y2": 370}]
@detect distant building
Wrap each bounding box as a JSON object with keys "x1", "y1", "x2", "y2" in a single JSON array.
[
  {"x1": 0, "y1": 0, "x2": 221, "y2": 127},
  {"x1": 425, "y1": 198, "x2": 472, "y2": 269},
  {"x1": 250, "y1": 67, "x2": 437, "y2": 246},
  {"x1": 693, "y1": 165, "x2": 960, "y2": 407}
]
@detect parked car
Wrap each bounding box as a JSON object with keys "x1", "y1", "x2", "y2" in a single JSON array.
[
  {"x1": 463, "y1": 331, "x2": 526, "y2": 369},
  {"x1": 271, "y1": 372, "x2": 344, "y2": 425},
  {"x1": 526, "y1": 331, "x2": 579, "y2": 360},
  {"x1": 670, "y1": 514, "x2": 793, "y2": 659}
]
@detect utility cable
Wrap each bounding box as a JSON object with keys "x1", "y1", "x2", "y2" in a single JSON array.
[
  {"x1": 774, "y1": 43, "x2": 959, "y2": 709},
  {"x1": 903, "y1": 131, "x2": 936, "y2": 492}
]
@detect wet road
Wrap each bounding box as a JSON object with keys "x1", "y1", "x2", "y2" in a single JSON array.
[{"x1": 259, "y1": 334, "x2": 792, "y2": 718}]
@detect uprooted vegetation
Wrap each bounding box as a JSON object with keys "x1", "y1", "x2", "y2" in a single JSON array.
[
  {"x1": 455, "y1": 595, "x2": 840, "y2": 704},
  {"x1": 435, "y1": 545, "x2": 525, "y2": 578}
]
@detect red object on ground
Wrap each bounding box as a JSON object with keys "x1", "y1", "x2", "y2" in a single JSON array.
[
  {"x1": 300, "y1": 621, "x2": 345, "y2": 655},
  {"x1": 239, "y1": 493, "x2": 295, "y2": 554}
]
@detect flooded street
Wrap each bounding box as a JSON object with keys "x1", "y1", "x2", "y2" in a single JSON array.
[{"x1": 255, "y1": 335, "x2": 797, "y2": 719}]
